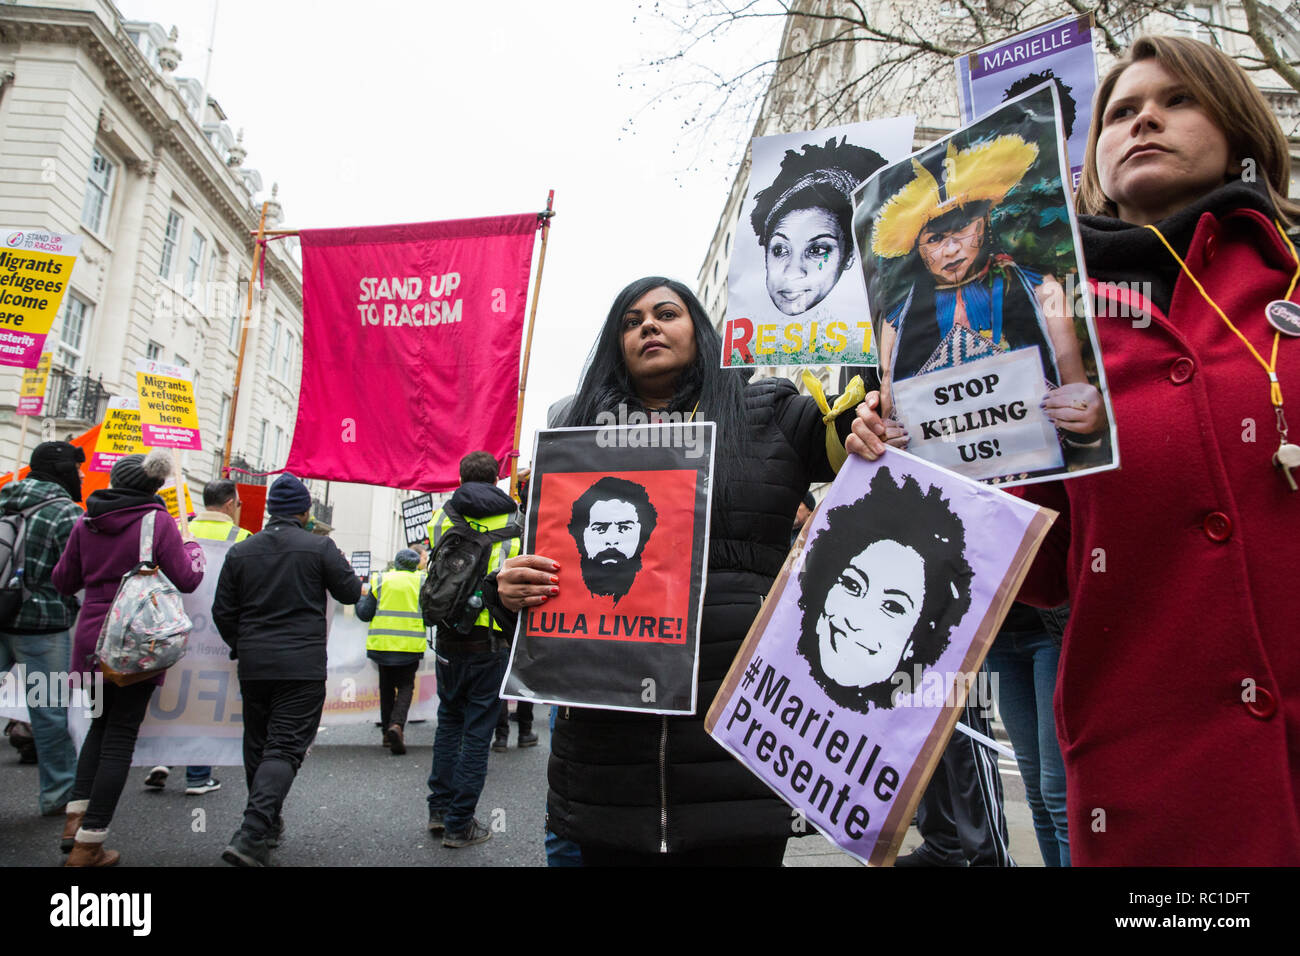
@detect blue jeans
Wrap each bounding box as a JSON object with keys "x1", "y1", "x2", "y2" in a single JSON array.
[
  {"x1": 545, "y1": 705, "x2": 582, "y2": 867},
  {"x1": 0, "y1": 628, "x2": 76, "y2": 814},
  {"x1": 186, "y1": 766, "x2": 213, "y2": 786},
  {"x1": 427, "y1": 647, "x2": 508, "y2": 833},
  {"x1": 986, "y1": 628, "x2": 1070, "y2": 866}
]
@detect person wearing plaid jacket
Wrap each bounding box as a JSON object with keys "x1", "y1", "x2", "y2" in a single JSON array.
[{"x1": 0, "y1": 441, "x2": 85, "y2": 816}]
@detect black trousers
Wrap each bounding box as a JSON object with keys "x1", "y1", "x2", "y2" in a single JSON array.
[
  {"x1": 71, "y1": 680, "x2": 155, "y2": 830},
  {"x1": 239, "y1": 679, "x2": 325, "y2": 839},
  {"x1": 913, "y1": 696, "x2": 1014, "y2": 866},
  {"x1": 496, "y1": 699, "x2": 534, "y2": 736},
  {"x1": 378, "y1": 662, "x2": 419, "y2": 729}
]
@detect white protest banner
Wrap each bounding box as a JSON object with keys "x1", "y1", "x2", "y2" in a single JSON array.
[
  {"x1": 0, "y1": 541, "x2": 439, "y2": 765},
  {"x1": 891, "y1": 346, "x2": 1063, "y2": 480}
]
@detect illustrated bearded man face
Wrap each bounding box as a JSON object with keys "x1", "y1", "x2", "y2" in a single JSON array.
[
  {"x1": 796, "y1": 468, "x2": 973, "y2": 714},
  {"x1": 917, "y1": 215, "x2": 986, "y2": 285},
  {"x1": 569, "y1": 477, "x2": 658, "y2": 606}
]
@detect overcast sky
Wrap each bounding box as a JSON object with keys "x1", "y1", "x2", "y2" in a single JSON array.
[{"x1": 118, "y1": 0, "x2": 775, "y2": 473}]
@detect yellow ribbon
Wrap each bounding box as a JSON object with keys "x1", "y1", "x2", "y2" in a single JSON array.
[{"x1": 802, "y1": 369, "x2": 866, "y2": 474}]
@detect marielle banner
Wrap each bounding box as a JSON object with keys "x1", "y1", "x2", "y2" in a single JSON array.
[
  {"x1": 706, "y1": 450, "x2": 1055, "y2": 865},
  {"x1": 503, "y1": 422, "x2": 714, "y2": 715},
  {"x1": 286, "y1": 215, "x2": 539, "y2": 492}
]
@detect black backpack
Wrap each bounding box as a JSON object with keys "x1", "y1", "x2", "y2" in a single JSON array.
[
  {"x1": 0, "y1": 496, "x2": 64, "y2": 625},
  {"x1": 419, "y1": 502, "x2": 519, "y2": 632}
]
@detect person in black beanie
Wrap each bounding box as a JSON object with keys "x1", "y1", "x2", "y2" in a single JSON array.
[
  {"x1": 0, "y1": 442, "x2": 85, "y2": 815},
  {"x1": 213, "y1": 472, "x2": 361, "y2": 866}
]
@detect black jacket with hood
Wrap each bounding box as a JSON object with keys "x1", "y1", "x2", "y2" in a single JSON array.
[
  {"x1": 547, "y1": 376, "x2": 855, "y2": 854},
  {"x1": 212, "y1": 514, "x2": 362, "y2": 681}
]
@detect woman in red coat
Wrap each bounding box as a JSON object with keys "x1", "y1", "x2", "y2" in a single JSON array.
[{"x1": 1007, "y1": 36, "x2": 1300, "y2": 864}]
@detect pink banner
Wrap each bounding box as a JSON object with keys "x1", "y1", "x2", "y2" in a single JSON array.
[
  {"x1": 286, "y1": 214, "x2": 538, "y2": 492},
  {"x1": 0, "y1": 331, "x2": 47, "y2": 368},
  {"x1": 16, "y1": 395, "x2": 43, "y2": 416}
]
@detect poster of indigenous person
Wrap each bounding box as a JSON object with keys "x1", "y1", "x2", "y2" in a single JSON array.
[
  {"x1": 706, "y1": 451, "x2": 1055, "y2": 865},
  {"x1": 852, "y1": 84, "x2": 1117, "y2": 486},
  {"x1": 503, "y1": 422, "x2": 714, "y2": 715},
  {"x1": 722, "y1": 116, "x2": 915, "y2": 368},
  {"x1": 955, "y1": 13, "x2": 1099, "y2": 191}
]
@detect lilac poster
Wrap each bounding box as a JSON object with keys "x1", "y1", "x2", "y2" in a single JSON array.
[
  {"x1": 705, "y1": 450, "x2": 1055, "y2": 865},
  {"x1": 954, "y1": 14, "x2": 1098, "y2": 191}
]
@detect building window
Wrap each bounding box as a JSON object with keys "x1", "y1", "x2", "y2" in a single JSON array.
[
  {"x1": 159, "y1": 209, "x2": 183, "y2": 278},
  {"x1": 56, "y1": 294, "x2": 90, "y2": 372},
  {"x1": 259, "y1": 419, "x2": 269, "y2": 462},
  {"x1": 218, "y1": 393, "x2": 231, "y2": 444},
  {"x1": 281, "y1": 333, "x2": 294, "y2": 380},
  {"x1": 274, "y1": 426, "x2": 285, "y2": 463},
  {"x1": 269, "y1": 317, "x2": 281, "y2": 373},
  {"x1": 185, "y1": 229, "x2": 207, "y2": 291},
  {"x1": 80, "y1": 148, "x2": 115, "y2": 234},
  {"x1": 146, "y1": 340, "x2": 162, "y2": 361}
]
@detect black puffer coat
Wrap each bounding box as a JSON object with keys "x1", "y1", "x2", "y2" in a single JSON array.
[{"x1": 547, "y1": 376, "x2": 855, "y2": 853}]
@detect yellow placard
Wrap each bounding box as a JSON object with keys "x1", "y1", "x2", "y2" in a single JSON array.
[
  {"x1": 158, "y1": 480, "x2": 194, "y2": 519},
  {"x1": 90, "y1": 397, "x2": 147, "y2": 472},
  {"x1": 136, "y1": 359, "x2": 202, "y2": 450},
  {"x1": 0, "y1": 228, "x2": 81, "y2": 368},
  {"x1": 16, "y1": 352, "x2": 52, "y2": 415}
]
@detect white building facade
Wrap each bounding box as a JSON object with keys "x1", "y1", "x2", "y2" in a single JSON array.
[{"x1": 0, "y1": 0, "x2": 407, "y2": 563}]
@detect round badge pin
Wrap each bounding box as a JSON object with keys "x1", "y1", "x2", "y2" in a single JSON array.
[{"x1": 1265, "y1": 299, "x2": 1300, "y2": 337}]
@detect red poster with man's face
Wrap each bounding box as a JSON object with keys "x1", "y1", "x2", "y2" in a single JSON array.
[
  {"x1": 532, "y1": 469, "x2": 697, "y2": 645},
  {"x1": 503, "y1": 423, "x2": 715, "y2": 715}
]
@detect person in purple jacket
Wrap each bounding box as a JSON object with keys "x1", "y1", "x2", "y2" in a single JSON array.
[{"x1": 52, "y1": 449, "x2": 204, "y2": 867}]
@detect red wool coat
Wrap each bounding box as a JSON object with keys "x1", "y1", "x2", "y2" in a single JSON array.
[{"x1": 1019, "y1": 201, "x2": 1300, "y2": 865}]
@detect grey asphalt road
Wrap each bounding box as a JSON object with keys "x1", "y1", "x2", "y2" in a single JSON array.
[{"x1": 1, "y1": 710, "x2": 1041, "y2": 867}]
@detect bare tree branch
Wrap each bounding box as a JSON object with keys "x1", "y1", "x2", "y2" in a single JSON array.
[{"x1": 1242, "y1": 0, "x2": 1300, "y2": 93}]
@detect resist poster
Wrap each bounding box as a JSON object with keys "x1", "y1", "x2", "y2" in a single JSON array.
[
  {"x1": 852, "y1": 84, "x2": 1117, "y2": 486},
  {"x1": 955, "y1": 14, "x2": 1098, "y2": 191},
  {"x1": 706, "y1": 450, "x2": 1056, "y2": 864},
  {"x1": 288, "y1": 215, "x2": 538, "y2": 492},
  {"x1": 503, "y1": 423, "x2": 714, "y2": 714},
  {"x1": 723, "y1": 116, "x2": 914, "y2": 368}
]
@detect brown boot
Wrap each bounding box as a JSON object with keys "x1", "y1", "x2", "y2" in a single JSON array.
[
  {"x1": 65, "y1": 828, "x2": 120, "y2": 867},
  {"x1": 60, "y1": 805, "x2": 86, "y2": 854},
  {"x1": 386, "y1": 723, "x2": 406, "y2": 755}
]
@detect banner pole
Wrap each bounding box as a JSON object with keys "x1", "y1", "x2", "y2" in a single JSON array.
[
  {"x1": 13, "y1": 413, "x2": 27, "y2": 475},
  {"x1": 172, "y1": 447, "x2": 190, "y2": 535},
  {"x1": 223, "y1": 200, "x2": 270, "y2": 476},
  {"x1": 510, "y1": 190, "x2": 555, "y2": 501}
]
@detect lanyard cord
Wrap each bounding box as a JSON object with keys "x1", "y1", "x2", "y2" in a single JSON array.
[{"x1": 1143, "y1": 221, "x2": 1298, "y2": 407}]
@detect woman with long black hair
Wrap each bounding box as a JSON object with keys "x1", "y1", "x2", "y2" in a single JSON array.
[{"x1": 498, "y1": 276, "x2": 887, "y2": 865}]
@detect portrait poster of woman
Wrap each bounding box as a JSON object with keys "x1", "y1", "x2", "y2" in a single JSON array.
[
  {"x1": 706, "y1": 450, "x2": 1055, "y2": 865},
  {"x1": 722, "y1": 116, "x2": 915, "y2": 369},
  {"x1": 851, "y1": 84, "x2": 1118, "y2": 487}
]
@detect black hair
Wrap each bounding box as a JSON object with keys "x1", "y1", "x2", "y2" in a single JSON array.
[
  {"x1": 796, "y1": 466, "x2": 974, "y2": 713},
  {"x1": 750, "y1": 137, "x2": 887, "y2": 259},
  {"x1": 567, "y1": 476, "x2": 658, "y2": 558},
  {"x1": 203, "y1": 478, "x2": 238, "y2": 508},
  {"x1": 801, "y1": 491, "x2": 816, "y2": 511},
  {"x1": 1003, "y1": 70, "x2": 1077, "y2": 138},
  {"x1": 459, "y1": 451, "x2": 499, "y2": 484},
  {"x1": 562, "y1": 276, "x2": 749, "y2": 490}
]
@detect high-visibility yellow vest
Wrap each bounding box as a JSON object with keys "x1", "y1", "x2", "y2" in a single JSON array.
[
  {"x1": 366, "y1": 569, "x2": 427, "y2": 653},
  {"x1": 189, "y1": 518, "x2": 251, "y2": 542},
  {"x1": 426, "y1": 506, "x2": 520, "y2": 632}
]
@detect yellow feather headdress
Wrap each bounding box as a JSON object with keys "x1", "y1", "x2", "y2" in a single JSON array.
[{"x1": 871, "y1": 135, "x2": 1039, "y2": 259}]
